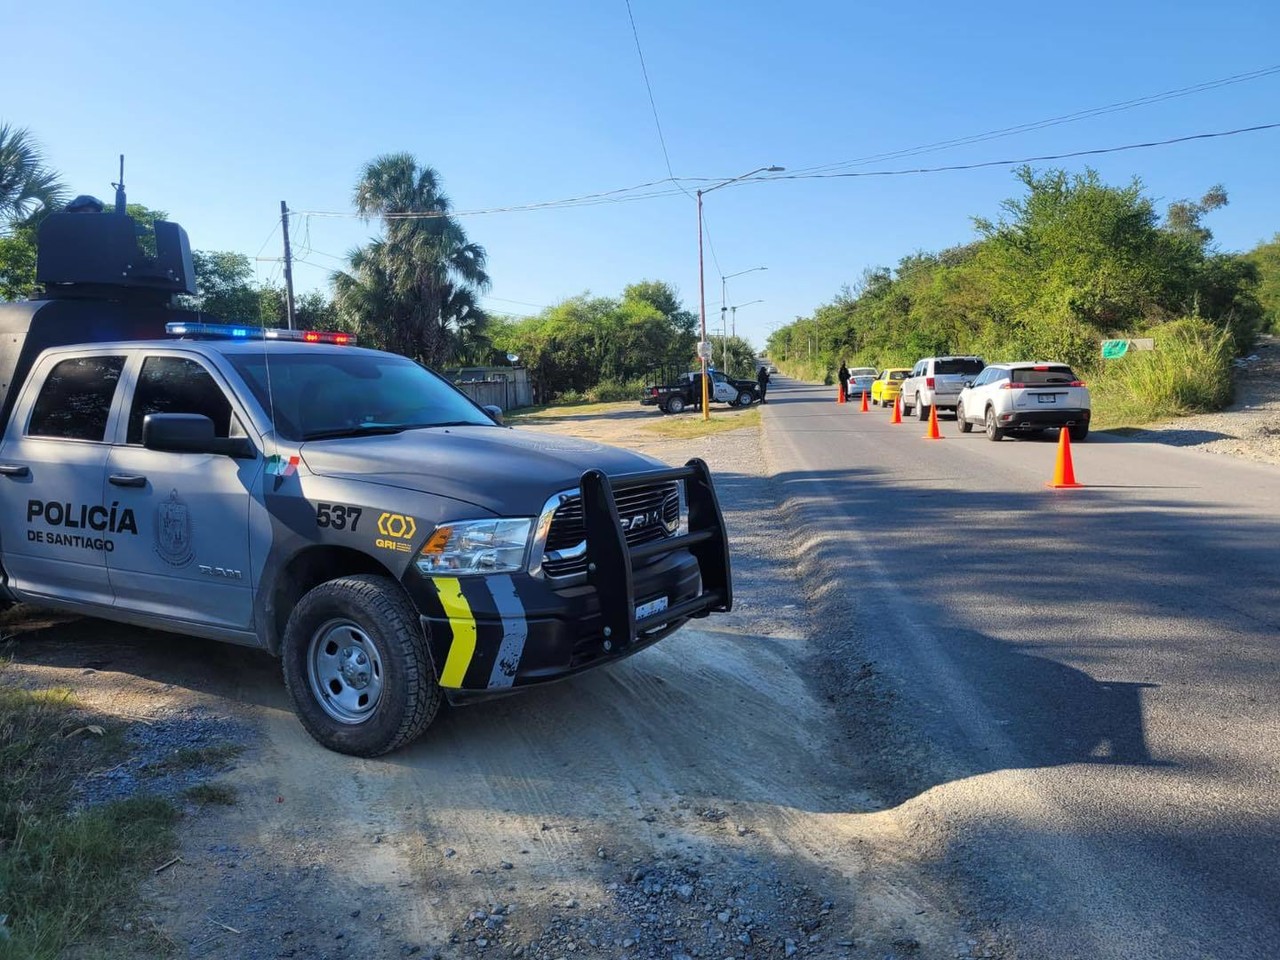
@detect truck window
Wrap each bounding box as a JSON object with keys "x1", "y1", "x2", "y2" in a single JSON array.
[
  {"x1": 27, "y1": 355, "x2": 126, "y2": 442},
  {"x1": 126, "y1": 356, "x2": 235, "y2": 444},
  {"x1": 935, "y1": 358, "x2": 985, "y2": 376}
]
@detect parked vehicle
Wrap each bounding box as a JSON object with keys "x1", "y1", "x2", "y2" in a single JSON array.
[
  {"x1": 844, "y1": 367, "x2": 878, "y2": 399},
  {"x1": 955, "y1": 362, "x2": 1091, "y2": 441},
  {"x1": 870, "y1": 368, "x2": 911, "y2": 407},
  {"x1": 900, "y1": 356, "x2": 986, "y2": 420},
  {"x1": 642, "y1": 368, "x2": 758, "y2": 414},
  {"x1": 0, "y1": 197, "x2": 733, "y2": 757}
]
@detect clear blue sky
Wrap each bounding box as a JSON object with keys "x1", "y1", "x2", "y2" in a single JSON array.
[{"x1": 8, "y1": 0, "x2": 1280, "y2": 349}]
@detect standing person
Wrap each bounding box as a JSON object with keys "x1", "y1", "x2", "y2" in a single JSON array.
[
  {"x1": 756, "y1": 363, "x2": 770, "y2": 404},
  {"x1": 838, "y1": 361, "x2": 851, "y2": 400}
]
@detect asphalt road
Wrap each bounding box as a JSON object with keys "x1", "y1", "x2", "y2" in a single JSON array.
[{"x1": 761, "y1": 378, "x2": 1280, "y2": 959}]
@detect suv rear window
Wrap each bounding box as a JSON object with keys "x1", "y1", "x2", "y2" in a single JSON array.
[
  {"x1": 1012, "y1": 366, "x2": 1077, "y2": 385},
  {"x1": 935, "y1": 358, "x2": 985, "y2": 375}
]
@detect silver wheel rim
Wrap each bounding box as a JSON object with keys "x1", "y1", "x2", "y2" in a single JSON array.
[{"x1": 307, "y1": 619, "x2": 385, "y2": 724}]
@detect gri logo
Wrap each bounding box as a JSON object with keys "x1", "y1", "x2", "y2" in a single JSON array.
[{"x1": 376, "y1": 513, "x2": 417, "y2": 539}]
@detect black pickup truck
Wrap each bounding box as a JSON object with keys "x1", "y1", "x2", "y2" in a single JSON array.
[
  {"x1": 0, "y1": 193, "x2": 734, "y2": 756},
  {"x1": 641, "y1": 369, "x2": 759, "y2": 414}
]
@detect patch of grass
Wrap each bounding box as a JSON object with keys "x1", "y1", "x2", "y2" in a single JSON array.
[
  {"x1": 645, "y1": 406, "x2": 761, "y2": 438},
  {"x1": 0, "y1": 669, "x2": 177, "y2": 960},
  {"x1": 506, "y1": 400, "x2": 634, "y2": 423},
  {"x1": 183, "y1": 783, "x2": 237, "y2": 806},
  {"x1": 1089, "y1": 319, "x2": 1234, "y2": 428},
  {"x1": 157, "y1": 743, "x2": 243, "y2": 772}
]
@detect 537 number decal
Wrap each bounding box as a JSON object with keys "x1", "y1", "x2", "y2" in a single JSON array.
[{"x1": 315, "y1": 503, "x2": 363, "y2": 532}]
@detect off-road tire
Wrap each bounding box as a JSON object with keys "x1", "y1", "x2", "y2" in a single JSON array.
[
  {"x1": 916, "y1": 395, "x2": 930, "y2": 421},
  {"x1": 282, "y1": 574, "x2": 440, "y2": 757},
  {"x1": 985, "y1": 406, "x2": 1004, "y2": 442},
  {"x1": 1069, "y1": 423, "x2": 1089, "y2": 442},
  {"x1": 956, "y1": 402, "x2": 973, "y2": 433},
  {"x1": 667, "y1": 396, "x2": 686, "y2": 414}
]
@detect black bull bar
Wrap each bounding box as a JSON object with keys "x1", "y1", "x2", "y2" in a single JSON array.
[{"x1": 579, "y1": 458, "x2": 733, "y2": 645}]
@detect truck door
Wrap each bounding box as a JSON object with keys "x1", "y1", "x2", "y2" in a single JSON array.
[
  {"x1": 0, "y1": 354, "x2": 126, "y2": 606},
  {"x1": 710, "y1": 373, "x2": 736, "y2": 402},
  {"x1": 104, "y1": 353, "x2": 261, "y2": 631}
]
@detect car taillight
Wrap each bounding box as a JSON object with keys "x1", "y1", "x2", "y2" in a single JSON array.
[
  {"x1": 1070, "y1": 380, "x2": 1086, "y2": 387},
  {"x1": 925, "y1": 377, "x2": 935, "y2": 389}
]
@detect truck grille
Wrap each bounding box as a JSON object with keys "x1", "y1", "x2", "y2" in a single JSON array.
[{"x1": 541, "y1": 481, "x2": 680, "y2": 578}]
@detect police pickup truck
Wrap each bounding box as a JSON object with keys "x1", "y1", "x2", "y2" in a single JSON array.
[{"x1": 0, "y1": 199, "x2": 732, "y2": 756}]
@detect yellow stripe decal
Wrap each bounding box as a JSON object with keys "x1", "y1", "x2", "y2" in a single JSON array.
[{"x1": 436, "y1": 577, "x2": 477, "y2": 688}]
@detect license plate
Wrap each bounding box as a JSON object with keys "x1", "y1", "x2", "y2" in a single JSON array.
[
  {"x1": 636, "y1": 596, "x2": 669, "y2": 621},
  {"x1": 1037, "y1": 393, "x2": 1057, "y2": 403}
]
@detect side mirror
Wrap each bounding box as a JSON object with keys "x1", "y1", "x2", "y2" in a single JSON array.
[
  {"x1": 482, "y1": 404, "x2": 505, "y2": 425},
  {"x1": 143, "y1": 414, "x2": 254, "y2": 459}
]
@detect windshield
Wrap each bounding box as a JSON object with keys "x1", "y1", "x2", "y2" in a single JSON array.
[
  {"x1": 935, "y1": 358, "x2": 985, "y2": 376},
  {"x1": 888, "y1": 370, "x2": 908, "y2": 381},
  {"x1": 850, "y1": 368, "x2": 877, "y2": 377},
  {"x1": 228, "y1": 351, "x2": 494, "y2": 441},
  {"x1": 1012, "y1": 366, "x2": 1078, "y2": 385}
]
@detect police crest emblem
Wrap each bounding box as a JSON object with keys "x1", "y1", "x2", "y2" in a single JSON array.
[{"x1": 155, "y1": 489, "x2": 194, "y2": 567}]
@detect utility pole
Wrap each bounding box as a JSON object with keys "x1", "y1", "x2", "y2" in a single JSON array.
[{"x1": 280, "y1": 201, "x2": 297, "y2": 330}]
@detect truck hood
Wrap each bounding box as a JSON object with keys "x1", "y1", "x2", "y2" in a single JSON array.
[{"x1": 300, "y1": 426, "x2": 667, "y2": 517}]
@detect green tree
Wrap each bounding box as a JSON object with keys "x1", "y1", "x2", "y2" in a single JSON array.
[
  {"x1": 1245, "y1": 235, "x2": 1280, "y2": 333},
  {"x1": 0, "y1": 227, "x2": 37, "y2": 301},
  {"x1": 332, "y1": 154, "x2": 489, "y2": 367},
  {"x1": 0, "y1": 124, "x2": 64, "y2": 226},
  {"x1": 180, "y1": 250, "x2": 259, "y2": 320}
]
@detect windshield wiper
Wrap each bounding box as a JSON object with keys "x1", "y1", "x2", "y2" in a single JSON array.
[
  {"x1": 302, "y1": 424, "x2": 408, "y2": 441},
  {"x1": 421, "y1": 420, "x2": 491, "y2": 428}
]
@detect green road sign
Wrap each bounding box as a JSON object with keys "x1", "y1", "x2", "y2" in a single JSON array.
[{"x1": 1101, "y1": 339, "x2": 1130, "y2": 359}]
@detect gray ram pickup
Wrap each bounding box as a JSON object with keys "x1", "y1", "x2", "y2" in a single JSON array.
[{"x1": 0, "y1": 198, "x2": 732, "y2": 756}]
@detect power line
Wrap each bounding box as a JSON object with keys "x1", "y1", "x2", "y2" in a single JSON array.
[
  {"x1": 286, "y1": 120, "x2": 1278, "y2": 226},
  {"x1": 623, "y1": 0, "x2": 683, "y2": 189},
  {"x1": 786, "y1": 63, "x2": 1280, "y2": 177},
  {"x1": 765, "y1": 122, "x2": 1280, "y2": 182}
]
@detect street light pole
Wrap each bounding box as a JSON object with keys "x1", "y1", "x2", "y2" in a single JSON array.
[{"x1": 697, "y1": 169, "x2": 783, "y2": 421}]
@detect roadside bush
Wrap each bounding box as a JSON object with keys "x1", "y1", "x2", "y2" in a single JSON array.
[
  {"x1": 585, "y1": 378, "x2": 646, "y2": 403},
  {"x1": 1090, "y1": 317, "x2": 1234, "y2": 426}
]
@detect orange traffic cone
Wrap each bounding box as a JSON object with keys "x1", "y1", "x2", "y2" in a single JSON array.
[
  {"x1": 923, "y1": 403, "x2": 943, "y2": 440},
  {"x1": 891, "y1": 396, "x2": 902, "y2": 424},
  {"x1": 836, "y1": 383, "x2": 846, "y2": 404},
  {"x1": 860, "y1": 390, "x2": 869, "y2": 412},
  {"x1": 1046, "y1": 427, "x2": 1083, "y2": 488}
]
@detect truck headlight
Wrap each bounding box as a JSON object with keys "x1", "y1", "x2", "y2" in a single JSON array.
[{"x1": 415, "y1": 518, "x2": 534, "y2": 576}]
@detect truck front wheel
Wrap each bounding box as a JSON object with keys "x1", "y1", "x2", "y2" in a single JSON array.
[{"x1": 282, "y1": 574, "x2": 440, "y2": 756}]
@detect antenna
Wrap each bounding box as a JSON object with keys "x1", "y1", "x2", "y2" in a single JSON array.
[{"x1": 112, "y1": 155, "x2": 126, "y2": 214}]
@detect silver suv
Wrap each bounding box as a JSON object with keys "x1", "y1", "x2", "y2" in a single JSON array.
[
  {"x1": 900, "y1": 356, "x2": 985, "y2": 420},
  {"x1": 955, "y1": 362, "x2": 1091, "y2": 441}
]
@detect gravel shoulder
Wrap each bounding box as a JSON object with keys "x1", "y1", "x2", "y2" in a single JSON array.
[
  {"x1": 0, "y1": 403, "x2": 996, "y2": 960},
  {"x1": 1103, "y1": 333, "x2": 1280, "y2": 464}
]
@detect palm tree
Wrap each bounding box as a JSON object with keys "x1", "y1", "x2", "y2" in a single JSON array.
[
  {"x1": 0, "y1": 124, "x2": 65, "y2": 227},
  {"x1": 333, "y1": 154, "x2": 489, "y2": 367}
]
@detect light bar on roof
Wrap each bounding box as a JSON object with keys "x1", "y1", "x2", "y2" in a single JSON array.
[{"x1": 165, "y1": 322, "x2": 356, "y2": 345}]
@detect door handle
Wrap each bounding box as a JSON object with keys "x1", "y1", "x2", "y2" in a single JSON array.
[
  {"x1": 0, "y1": 464, "x2": 29, "y2": 477},
  {"x1": 108, "y1": 474, "x2": 148, "y2": 488}
]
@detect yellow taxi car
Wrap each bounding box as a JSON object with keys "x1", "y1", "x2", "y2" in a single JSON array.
[{"x1": 871, "y1": 368, "x2": 911, "y2": 407}]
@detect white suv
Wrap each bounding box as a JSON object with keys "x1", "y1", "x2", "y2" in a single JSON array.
[
  {"x1": 955, "y1": 362, "x2": 1091, "y2": 441},
  {"x1": 900, "y1": 356, "x2": 985, "y2": 420}
]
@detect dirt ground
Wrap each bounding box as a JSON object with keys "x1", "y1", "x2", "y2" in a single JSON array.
[{"x1": 2, "y1": 403, "x2": 1002, "y2": 960}]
